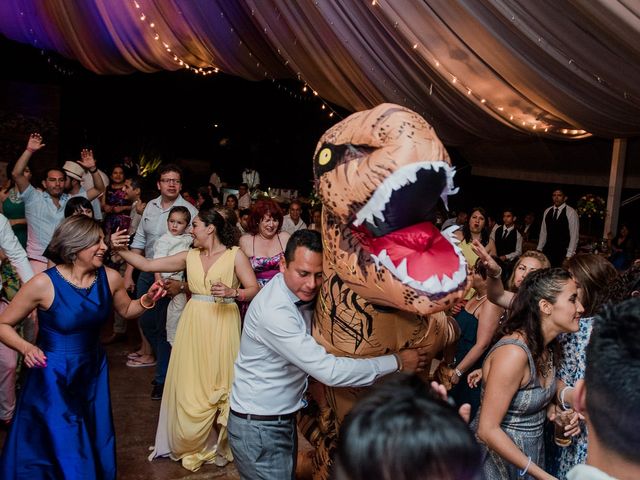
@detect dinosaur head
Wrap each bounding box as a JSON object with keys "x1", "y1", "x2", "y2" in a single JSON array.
[{"x1": 314, "y1": 104, "x2": 468, "y2": 315}]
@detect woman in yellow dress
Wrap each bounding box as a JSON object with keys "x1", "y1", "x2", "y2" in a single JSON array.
[{"x1": 112, "y1": 208, "x2": 259, "y2": 471}]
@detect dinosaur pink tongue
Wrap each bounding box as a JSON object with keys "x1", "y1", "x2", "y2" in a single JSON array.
[{"x1": 362, "y1": 222, "x2": 460, "y2": 282}]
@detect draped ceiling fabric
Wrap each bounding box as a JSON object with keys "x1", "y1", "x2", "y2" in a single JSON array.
[{"x1": 1, "y1": 0, "x2": 640, "y2": 145}]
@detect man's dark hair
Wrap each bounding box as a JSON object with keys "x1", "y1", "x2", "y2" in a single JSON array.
[
  {"x1": 284, "y1": 229, "x2": 322, "y2": 264},
  {"x1": 334, "y1": 373, "x2": 482, "y2": 480},
  {"x1": 127, "y1": 176, "x2": 143, "y2": 191},
  {"x1": 239, "y1": 182, "x2": 248, "y2": 190},
  {"x1": 585, "y1": 298, "x2": 640, "y2": 463},
  {"x1": 45, "y1": 167, "x2": 66, "y2": 179},
  {"x1": 502, "y1": 207, "x2": 516, "y2": 216},
  {"x1": 156, "y1": 163, "x2": 183, "y2": 181}
]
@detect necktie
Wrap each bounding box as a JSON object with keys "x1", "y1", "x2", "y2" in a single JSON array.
[
  {"x1": 502, "y1": 228, "x2": 508, "y2": 239},
  {"x1": 553, "y1": 208, "x2": 558, "y2": 220}
]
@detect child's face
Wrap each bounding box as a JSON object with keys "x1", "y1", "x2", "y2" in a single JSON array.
[{"x1": 167, "y1": 213, "x2": 189, "y2": 236}]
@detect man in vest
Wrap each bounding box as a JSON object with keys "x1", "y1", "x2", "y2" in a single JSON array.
[
  {"x1": 493, "y1": 208, "x2": 522, "y2": 261},
  {"x1": 537, "y1": 188, "x2": 580, "y2": 267}
]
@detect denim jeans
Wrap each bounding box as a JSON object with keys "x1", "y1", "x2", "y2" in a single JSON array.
[
  {"x1": 228, "y1": 413, "x2": 297, "y2": 480},
  {"x1": 136, "y1": 271, "x2": 171, "y2": 385}
]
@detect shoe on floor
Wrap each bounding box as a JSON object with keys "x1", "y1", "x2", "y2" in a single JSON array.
[
  {"x1": 151, "y1": 384, "x2": 164, "y2": 401},
  {"x1": 126, "y1": 358, "x2": 157, "y2": 368}
]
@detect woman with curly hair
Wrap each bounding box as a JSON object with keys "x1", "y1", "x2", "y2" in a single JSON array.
[
  {"x1": 112, "y1": 209, "x2": 259, "y2": 471},
  {"x1": 239, "y1": 198, "x2": 290, "y2": 288},
  {"x1": 473, "y1": 268, "x2": 583, "y2": 479}
]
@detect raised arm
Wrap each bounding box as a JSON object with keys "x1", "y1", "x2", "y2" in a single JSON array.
[
  {"x1": 78, "y1": 149, "x2": 106, "y2": 201},
  {"x1": 12, "y1": 133, "x2": 45, "y2": 193},
  {"x1": 472, "y1": 239, "x2": 514, "y2": 309}
]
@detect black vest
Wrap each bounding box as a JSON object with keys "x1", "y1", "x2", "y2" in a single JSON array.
[
  {"x1": 544, "y1": 207, "x2": 570, "y2": 252},
  {"x1": 495, "y1": 226, "x2": 517, "y2": 257}
]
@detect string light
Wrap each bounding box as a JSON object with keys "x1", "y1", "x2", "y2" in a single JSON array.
[
  {"x1": 370, "y1": 4, "x2": 592, "y2": 137},
  {"x1": 130, "y1": 0, "x2": 218, "y2": 76}
]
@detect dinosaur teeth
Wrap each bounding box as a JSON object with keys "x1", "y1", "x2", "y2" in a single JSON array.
[
  {"x1": 369, "y1": 225, "x2": 468, "y2": 295},
  {"x1": 353, "y1": 161, "x2": 457, "y2": 227}
]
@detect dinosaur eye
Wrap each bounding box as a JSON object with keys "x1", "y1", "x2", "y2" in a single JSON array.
[{"x1": 318, "y1": 148, "x2": 332, "y2": 166}]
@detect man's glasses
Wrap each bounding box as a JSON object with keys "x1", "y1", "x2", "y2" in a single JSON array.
[{"x1": 159, "y1": 178, "x2": 181, "y2": 185}]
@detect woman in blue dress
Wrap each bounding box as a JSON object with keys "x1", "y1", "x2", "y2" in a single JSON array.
[{"x1": 0, "y1": 215, "x2": 164, "y2": 479}]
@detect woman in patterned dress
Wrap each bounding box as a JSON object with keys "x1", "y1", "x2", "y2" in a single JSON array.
[
  {"x1": 473, "y1": 268, "x2": 583, "y2": 479},
  {"x1": 550, "y1": 254, "x2": 617, "y2": 479}
]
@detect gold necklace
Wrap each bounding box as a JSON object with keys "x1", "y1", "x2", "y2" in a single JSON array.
[{"x1": 540, "y1": 348, "x2": 554, "y2": 378}]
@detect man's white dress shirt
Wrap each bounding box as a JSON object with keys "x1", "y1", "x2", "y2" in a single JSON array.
[{"x1": 230, "y1": 273, "x2": 397, "y2": 415}]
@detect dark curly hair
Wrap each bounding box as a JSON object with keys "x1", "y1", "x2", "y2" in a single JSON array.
[
  {"x1": 602, "y1": 263, "x2": 640, "y2": 306},
  {"x1": 462, "y1": 207, "x2": 490, "y2": 246},
  {"x1": 197, "y1": 208, "x2": 237, "y2": 248},
  {"x1": 500, "y1": 268, "x2": 573, "y2": 372},
  {"x1": 247, "y1": 198, "x2": 284, "y2": 235}
]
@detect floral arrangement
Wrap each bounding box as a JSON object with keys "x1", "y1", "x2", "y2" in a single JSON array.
[{"x1": 576, "y1": 194, "x2": 606, "y2": 219}]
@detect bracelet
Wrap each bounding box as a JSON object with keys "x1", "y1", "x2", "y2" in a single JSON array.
[
  {"x1": 26, "y1": 147, "x2": 36, "y2": 153},
  {"x1": 518, "y1": 456, "x2": 532, "y2": 477},
  {"x1": 393, "y1": 353, "x2": 403, "y2": 372},
  {"x1": 560, "y1": 386, "x2": 574, "y2": 410},
  {"x1": 88, "y1": 167, "x2": 98, "y2": 174},
  {"x1": 139, "y1": 294, "x2": 155, "y2": 310},
  {"x1": 454, "y1": 367, "x2": 463, "y2": 377},
  {"x1": 488, "y1": 266, "x2": 502, "y2": 279}
]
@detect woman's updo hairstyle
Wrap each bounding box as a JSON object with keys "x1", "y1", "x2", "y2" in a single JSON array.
[{"x1": 198, "y1": 208, "x2": 238, "y2": 248}]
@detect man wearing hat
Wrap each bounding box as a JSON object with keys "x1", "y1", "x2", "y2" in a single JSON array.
[{"x1": 11, "y1": 134, "x2": 105, "y2": 274}]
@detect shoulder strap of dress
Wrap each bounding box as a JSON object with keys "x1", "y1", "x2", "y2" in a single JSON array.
[
  {"x1": 487, "y1": 338, "x2": 537, "y2": 388},
  {"x1": 277, "y1": 233, "x2": 284, "y2": 252},
  {"x1": 252, "y1": 234, "x2": 256, "y2": 256}
]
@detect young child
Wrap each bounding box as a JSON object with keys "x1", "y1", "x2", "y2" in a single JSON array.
[{"x1": 152, "y1": 206, "x2": 193, "y2": 345}]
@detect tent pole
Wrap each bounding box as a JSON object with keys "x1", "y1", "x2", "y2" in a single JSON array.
[{"x1": 604, "y1": 138, "x2": 626, "y2": 239}]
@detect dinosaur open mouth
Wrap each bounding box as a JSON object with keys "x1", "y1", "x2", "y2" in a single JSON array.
[{"x1": 351, "y1": 162, "x2": 467, "y2": 295}]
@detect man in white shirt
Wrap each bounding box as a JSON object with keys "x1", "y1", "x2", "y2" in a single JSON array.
[
  {"x1": 537, "y1": 188, "x2": 579, "y2": 267},
  {"x1": 228, "y1": 229, "x2": 429, "y2": 480},
  {"x1": 13, "y1": 135, "x2": 105, "y2": 274},
  {"x1": 237, "y1": 183, "x2": 251, "y2": 210},
  {"x1": 281, "y1": 200, "x2": 307, "y2": 235},
  {"x1": 568, "y1": 299, "x2": 640, "y2": 480},
  {"x1": 125, "y1": 164, "x2": 198, "y2": 399},
  {"x1": 241, "y1": 168, "x2": 260, "y2": 189}
]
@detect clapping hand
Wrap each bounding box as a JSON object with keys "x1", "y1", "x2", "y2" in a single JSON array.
[{"x1": 430, "y1": 381, "x2": 471, "y2": 423}]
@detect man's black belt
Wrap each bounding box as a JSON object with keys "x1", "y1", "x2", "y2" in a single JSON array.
[{"x1": 230, "y1": 409, "x2": 296, "y2": 422}]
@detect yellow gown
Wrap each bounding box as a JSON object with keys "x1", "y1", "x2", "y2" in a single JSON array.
[{"x1": 149, "y1": 247, "x2": 241, "y2": 471}]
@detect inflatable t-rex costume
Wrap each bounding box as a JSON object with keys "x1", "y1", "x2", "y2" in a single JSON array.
[{"x1": 303, "y1": 103, "x2": 469, "y2": 478}]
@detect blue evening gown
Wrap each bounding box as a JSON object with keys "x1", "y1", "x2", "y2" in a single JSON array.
[{"x1": 0, "y1": 266, "x2": 116, "y2": 479}]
